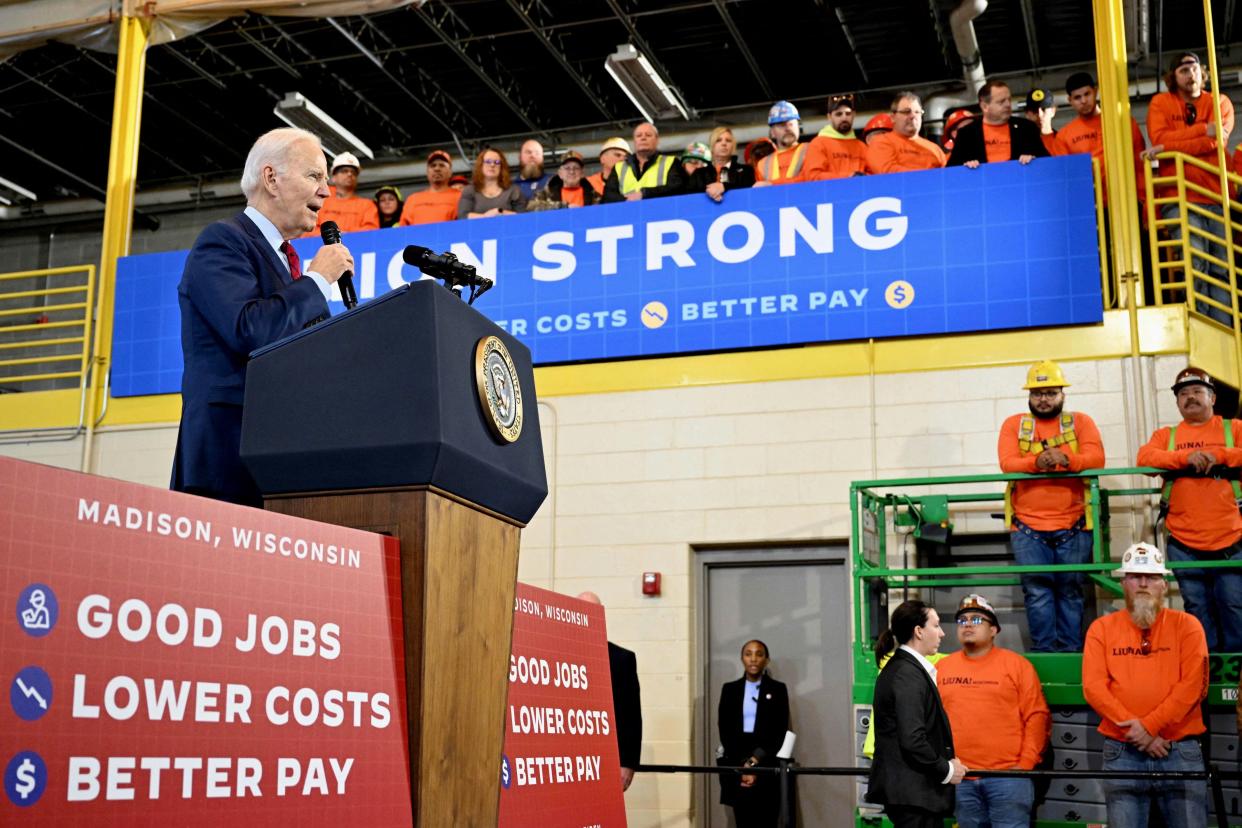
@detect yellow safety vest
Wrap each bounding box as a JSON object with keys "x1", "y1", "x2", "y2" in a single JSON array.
[
  {"x1": 616, "y1": 156, "x2": 674, "y2": 195},
  {"x1": 758, "y1": 144, "x2": 806, "y2": 181},
  {"x1": 1004, "y1": 411, "x2": 1094, "y2": 530}
]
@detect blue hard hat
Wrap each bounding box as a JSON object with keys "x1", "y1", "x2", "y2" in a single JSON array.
[{"x1": 767, "y1": 100, "x2": 800, "y2": 125}]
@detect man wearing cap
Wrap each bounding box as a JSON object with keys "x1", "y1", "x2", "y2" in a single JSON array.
[
  {"x1": 1138, "y1": 367, "x2": 1242, "y2": 651},
  {"x1": 1051, "y1": 73, "x2": 1147, "y2": 208},
  {"x1": 308, "y1": 151, "x2": 379, "y2": 235},
  {"x1": 948, "y1": 80, "x2": 1049, "y2": 168},
  {"x1": 754, "y1": 100, "x2": 807, "y2": 185},
  {"x1": 681, "y1": 142, "x2": 711, "y2": 178},
  {"x1": 587, "y1": 137, "x2": 630, "y2": 198},
  {"x1": 1083, "y1": 542, "x2": 1209, "y2": 827},
  {"x1": 516, "y1": 139, "x2": 552, "y2": 200},
  {"x1": 542, "y1": 151, "x2": 597, "y2": 208},
  {"x1": 602, "y1": 122, "x2": 687, "y2": 203},
  {"x1": 399, "y1": 150, "x2": 461, "y2": 226},
  {"x1": 866, "y1": 92, "x2": 946, "y2": 174},
  {"x1": 937, "y1": 595, "x2": 1049, "y2": 828},
  {"x1": 998, "y1": 360, "x2": 1104, "y2": 652},
  {"x1": 1146, "y1": 52, "x2": 1236, "y2": 325},
  {"x1": 1021, "y1": 88, "x2": 1060, "y2": 155},
  {"x1": 804, "y1": 93, "x2": 869, "y2": 181}
]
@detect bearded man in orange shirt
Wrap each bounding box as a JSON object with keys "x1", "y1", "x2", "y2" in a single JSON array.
[
  {"x1": 1137, "y1": 367, "x2": 1242, "y2": 651},
  {"x1": 998, "y1": 360, "x2": 1105, "y2": 651},
  {"x1": 1083, "y1": 543, "x2": 1209, "y2": 828},
  {"x1": 938, "y1": 594, "x2": 1049, "y2": 828}
]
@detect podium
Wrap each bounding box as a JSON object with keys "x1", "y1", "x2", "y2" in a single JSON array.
[{"x1": 239, "y1": 280, "x2": 547, "y2": 826}]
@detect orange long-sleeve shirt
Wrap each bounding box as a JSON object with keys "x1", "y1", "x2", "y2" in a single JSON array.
[
  {"x1": 399, "y1": 188, "x2": 461, "y2": 226},
  {"x1": 998, "y1": 411, "x2": 1105, "y2": 530},
  {"x1": 1083, "y1": 608, "x2": 1207, "y2": 742},
  {"x1": 310, "y1": 194, "x2": 380, "y2": 235},
  {"x1": 1137, "y1": 415, "x2": 1242, "y2": 550},
  {"x1": 803, "y1": 128, "x2": 868, "y2": 181},
  {"x1": 1147, "y1": 90, "x2": 1235, "y2": 204},
  {"x1": 1052, "y1": 113, "x2": 1147, "y2": 205},
  {"x1": 938, "y1": 647, "x2": 1049, "y2": 770},
  {"x1": 865, "y1": 132, "x2": 946, "y2": 174}
]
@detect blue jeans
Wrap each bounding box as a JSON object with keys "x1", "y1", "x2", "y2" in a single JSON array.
[
  {"x1": 1161, "y1": 202, "x2": 1232, "y2": 325},
  {"x1": 954, "y1": 777, "x2": 1034, "y2": 828},
  {"x1": 1010, "y1": 520, "x2": 1092, "y2": 652},
  {"x1": 1103, "y1": 738, "x2": 1207, "y2": 828},
  {"x1": 1166, "y1": 536, "x2": 1242, "y2": 652}
]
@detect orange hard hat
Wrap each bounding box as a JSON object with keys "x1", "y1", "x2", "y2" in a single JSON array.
[
  {"x1": 863, "y1": 113, "x2": 894, "y2": 133},
  {"x1": 945, "y1": 108, "x2": 975, "y2": 135}
]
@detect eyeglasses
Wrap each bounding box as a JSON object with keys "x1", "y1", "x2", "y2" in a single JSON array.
[
  {"x1": 1139, "y1": 633, "x2": 1152, "y2": 656},
  {"x1": 1029, "y1": 389, "x2": 1061, "y2": 399},
  {"x1": 1185, "y1": 104, "x2": 1197, "y2": 126},
  {"x1": 829, "y1": 94, "x2": 855, "y2": 110},
  {"x1": 893, "y1": 108, "x2": 924, "y2": 117},
  {"x1": 482, "y1": 159, "x2": 503, "y2": 167},
  {"x1": 956, "y1": 616, "x2": 988, "y2": 626}
]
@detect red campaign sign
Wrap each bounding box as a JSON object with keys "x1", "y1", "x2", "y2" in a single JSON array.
[
  {"x1": 499, "y1": 584, "x2": 627, "y2": 827},
  {"x1": 0, "y1": 457, "x2": 412, "y2": 826}
]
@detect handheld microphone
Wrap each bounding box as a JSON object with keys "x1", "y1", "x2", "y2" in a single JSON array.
[{"x1": 319, "y1": 221, "x2": 358, "y2": 309}]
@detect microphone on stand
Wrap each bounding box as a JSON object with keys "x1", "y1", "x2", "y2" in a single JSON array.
[{"x1": 319, "y1": 221, "x2": 358, "y2": 309}]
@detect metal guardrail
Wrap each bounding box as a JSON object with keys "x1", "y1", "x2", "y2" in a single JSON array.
[
  {"x1": 642, "y1": 761, "x2": 1242, "y2": 827},
  {"x1": 0, "y1": 264, "x2": 95, "y2": 389}
]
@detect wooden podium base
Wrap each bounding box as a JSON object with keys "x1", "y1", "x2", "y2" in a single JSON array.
[{"x1": 266, "y1": 486, "x2": 520, "y2": 827}]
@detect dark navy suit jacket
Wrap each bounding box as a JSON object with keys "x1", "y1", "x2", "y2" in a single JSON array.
[{"x1": 171, "y1": 211, "x2": 329, "y2": 506}]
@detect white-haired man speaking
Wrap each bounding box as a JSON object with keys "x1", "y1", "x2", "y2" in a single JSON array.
[{"x1": 171, "y1": 127, "x2": 354, "y2": 506}]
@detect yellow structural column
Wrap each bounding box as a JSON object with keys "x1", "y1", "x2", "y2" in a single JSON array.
[
  {"x1": 1091, "y1": 0, "x2": 1148, "y2": 438},
  {"x1": 81, "y1": 8, "x2": 150, "y2": 473}
]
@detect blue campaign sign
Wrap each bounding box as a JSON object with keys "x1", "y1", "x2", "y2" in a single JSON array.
[{"x1": 111, "y1": 155, "x2": 1101, "y2": 397}]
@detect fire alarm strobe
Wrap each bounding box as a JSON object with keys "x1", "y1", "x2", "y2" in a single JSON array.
[{"x1": 642, "y1": 572, "x2": 661, "y2": 596}]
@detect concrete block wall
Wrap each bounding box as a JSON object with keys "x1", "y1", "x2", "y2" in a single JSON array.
[{"x1": 0, "y1": 354, "x2": 1176, "y2": 826}]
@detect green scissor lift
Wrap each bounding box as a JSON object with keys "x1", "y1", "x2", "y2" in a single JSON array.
[{"x1": 849, "y1": 468, "x2": 1242, "y2": 827}]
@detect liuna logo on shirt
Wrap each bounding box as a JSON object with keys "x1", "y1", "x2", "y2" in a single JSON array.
[{"x1": 940, "y1": 677, "x2": 1000, "y2": 686}]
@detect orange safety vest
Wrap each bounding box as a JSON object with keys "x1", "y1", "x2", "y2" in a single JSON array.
[{"x1": 758, "y1": 144, "x2": 807, "y2": 182}]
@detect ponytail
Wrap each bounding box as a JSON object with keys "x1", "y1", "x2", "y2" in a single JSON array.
[
  {"x1": 874, "y1": 600, "x2": 932, "y2": 666},
  {"x1": 874, "y1": 628, "x2": 896, "y2": 667}
]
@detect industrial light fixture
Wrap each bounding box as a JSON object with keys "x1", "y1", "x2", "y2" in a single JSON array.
[
  {"x1": 0, "y1": 174, "x2": 37, "y2": 205},
  {"x1": 604, "y1": 44, "x2": 691, "y2": 122},
  {"x1": 273, "y1": 92, "x2": 374, "y2": 160}
]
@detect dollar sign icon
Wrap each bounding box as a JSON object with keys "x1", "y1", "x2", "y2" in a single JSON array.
[
  {"x1": 500, "y1": 754, "x2": 512, "y2": 789},
  {"x1": 885, "y1": 280, "x2": 915, "y2": 309},
  {"x1": 5, "y1": 751, "x2": 46, "y2": 806},
  {"x1": 15, "y1": 760, "x2": 34, "y2": 799}
]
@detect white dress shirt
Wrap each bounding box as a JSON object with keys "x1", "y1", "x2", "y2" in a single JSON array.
[{"x1": 244, "y1": 206, "x2": 331, "y2": 302}]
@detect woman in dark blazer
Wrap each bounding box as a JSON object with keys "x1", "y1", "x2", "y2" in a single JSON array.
[
  {"x1": 866, "y1": 600, "x2": 965, "y2": 828},
  {"x1": 718, "y1": 639, "x2": 790, "y2": 828}
]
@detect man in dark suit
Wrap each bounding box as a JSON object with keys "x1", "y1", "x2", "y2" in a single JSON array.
[
  {"x1": 947, "y1": 79, "x2": 1050, "y2": 168},
  {"x1": 577, "y1": 592, "x2": 643, "y2": 792},
  {"x1": 868, "y1": 600, "x2": 967, "y2": 828},
  {"x1": 172, "y1": 127, "x2": 354, "y2": 506}
]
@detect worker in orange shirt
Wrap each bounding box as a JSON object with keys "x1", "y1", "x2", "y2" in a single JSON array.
[
  {"x1": 399, "y1": 150, "x2": 461, "y2": 226},
  {"x1": 309, "y1": 152, "x2": 379, "y2": 236},
  {"x1": 861, "y1": 113, "x2": 894, "y2": 146},
  {"x1": 1083, "y1": 542, "x2": 1209, "y2": 827},
  {"x1": 1023, "y1": 87, "x2": 1061, "y2": 156},
  {"x1": 998, "y1": 360, "x2": 1105, "y2": 651},
  {"x1": 866, "y1": 92, "x2": 946, "y2": 174},
  {"x1": 1052, "y1": 72, "x2": 1147, "y2": 206},
  {"x1": 586, "y1": 137, "x2": 630, "y2": 198},
  {"x1": 1145, "y1": 52, "x2": 1235, "y2": 325},
  {"x1": 754, "y1": 100, "x2": 807, "y2": 186},
  {"x1": 938, "y1": 594, "x2": 1049, "y2": 828},
  {"x1": 803, "y1": 93, "x2": 868, "y2": 181},
  {"x1": 1137, "y1": 367, "x2": 1242, "y2": 652}
]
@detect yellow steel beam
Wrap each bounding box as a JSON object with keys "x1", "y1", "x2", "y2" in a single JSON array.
[
  {"x1": 82, "y1": 11, "x2": 150, "y2": 473},
  {"x1": 1091, "y1": 0, "x2": 1148, "y2": 440}
]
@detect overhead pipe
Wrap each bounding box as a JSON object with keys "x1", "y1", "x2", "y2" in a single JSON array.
[{"x1": 949, "y1": 0, "x2": 988, "y2": 94}]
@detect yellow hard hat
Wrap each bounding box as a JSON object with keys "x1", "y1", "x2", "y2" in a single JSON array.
[{"x1": 1023, "y1": 360, "x2": 1070, "y2": 389}]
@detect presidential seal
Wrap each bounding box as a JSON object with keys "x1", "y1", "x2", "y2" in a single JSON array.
[{"x1": 474, "y1": 335, "x2": 523, "y2": 443}]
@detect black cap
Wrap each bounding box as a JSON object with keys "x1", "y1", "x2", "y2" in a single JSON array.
[
  {"x1": 1170, "y1": 51, "x2": 1201, "y2": 72},
  {"x1": 1065, "y1": 72, "x2": 1096, "y2": 95},
  {"x1": 1025, "y1": 88, "x2": 1055, "y2": 110}
]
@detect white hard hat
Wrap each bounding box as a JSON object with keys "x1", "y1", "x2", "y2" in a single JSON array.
[
  {"x1": 331, "y1": 152, "x2": 361, "y2": 173},
  {"x1": 1114, "y1": 542, "x2": 1172, "y2": 577}
]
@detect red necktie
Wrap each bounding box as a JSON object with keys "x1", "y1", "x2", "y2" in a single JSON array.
[{"x1": 280, "y1": 241, "x2": 302, "y2": 280}]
